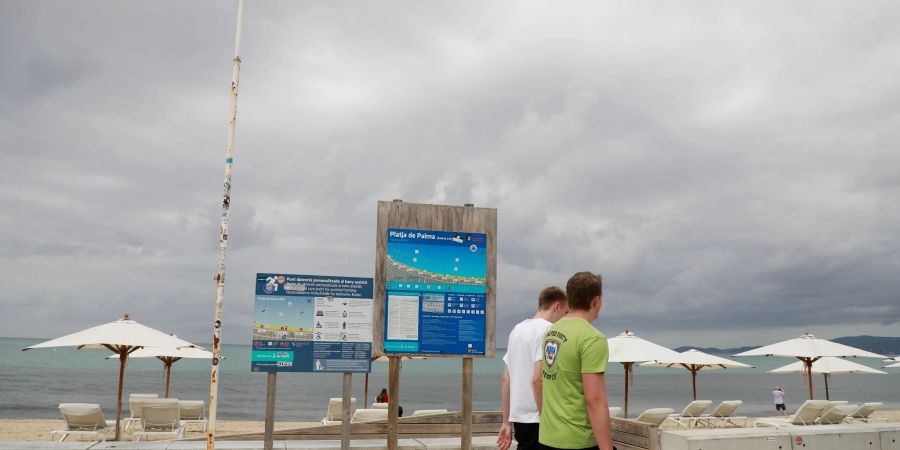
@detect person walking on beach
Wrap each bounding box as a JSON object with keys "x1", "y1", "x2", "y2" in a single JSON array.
[
  {"x1": 539, "y1": 272, "x2": 614, "y2": 450},
  {"x1": 773, "y1": 387, "x2": 786, "y2": 416},
  {"x1": 497, "y1": 287, "x2": 569, "y2": 450}
]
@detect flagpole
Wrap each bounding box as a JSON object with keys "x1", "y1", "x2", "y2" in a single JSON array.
[{"x1": 208, "y1": 1, "x2": 245, "y2": 448}]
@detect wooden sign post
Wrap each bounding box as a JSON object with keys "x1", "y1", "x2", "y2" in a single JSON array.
[
  {"x1": 263, "y1": 372, "x2": 276, "y2": 450},
  {"x1": 374, "y1": 200, "x2": 497, "y2": 450}
]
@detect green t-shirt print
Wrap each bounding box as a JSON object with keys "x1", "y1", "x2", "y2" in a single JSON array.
[{"x1": 539, "y1": 317, "x2": 608, "y2": 449}]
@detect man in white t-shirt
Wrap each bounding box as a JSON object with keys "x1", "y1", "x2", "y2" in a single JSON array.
[
  {"x1": 773, "y1": 387, "x2": 786, "y2": 416},
  {"x1": 497, "y1": 286, "x2": 569, "y2": 450}
]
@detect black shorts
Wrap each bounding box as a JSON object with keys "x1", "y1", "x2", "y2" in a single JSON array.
[
  {"x1": 540, "y1": 445, "x2": 609, "y2": 450},
  {"x1": 775, "y1": 403, "x2": 786, "y2": 411},
  {"x1": 512, "y1": 422, "x2": 540, "y2": 450}
]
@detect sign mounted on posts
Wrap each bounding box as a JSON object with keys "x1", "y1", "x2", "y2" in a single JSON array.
[
  {"x1": 383, "y1": 228, "x2": 488, "y2": 355},
  {"x1": 251, "y1": 273, "x2": 373, "y2": 373},
  {"x1": 374, "y1": 200, "x2": 497, "y2": 358}
]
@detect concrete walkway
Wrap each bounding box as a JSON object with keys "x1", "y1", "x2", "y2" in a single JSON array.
[{"x1": 0, "y1": 436, "x2": 502, "y2": 450}]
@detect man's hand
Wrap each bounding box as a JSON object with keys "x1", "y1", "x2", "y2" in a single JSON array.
[{"x1": 497, "y1": 422, "x2": 512, "y2": 450}]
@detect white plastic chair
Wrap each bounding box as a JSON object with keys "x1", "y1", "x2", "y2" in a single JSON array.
[
  {"x1": 816, "y1": 404, "x2": 858, "y2": 424},
  {"x1": 179, "y1": 400, "x2": 207, "y2": 432},
  {"x1": 350, "y1": 408, "x2": 388, "y2": 423},
  {"x1": 635, "y1": 408, "x2": 675, "y2": 426},
  {"x1": 51, "y1": 403, "x2": 114, "y2": 442},
  {"x1": 133, "y1": 398, "x2": 184, "y2": 441},
  {"x1": 755, "y1": 400, "x2": 831, "y2": 427},
  {"x1": 667, "y1": 400, "x2": 712, "y2": 428},
  {"x1": 698, "y1": 400, "x2": 745, "y2": 428},
  {"x1": 846, "y1": 402, "x2": 887, "y2": 423},
  {"x1": 321, "y1": 397, "x2": 357, "y2": 425}
]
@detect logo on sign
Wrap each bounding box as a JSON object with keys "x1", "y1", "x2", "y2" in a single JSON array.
[
  {"x1": 265, "y1": 276, "x2": 279, "y2": 293},
  {"x1": 544, "y1": 339, "x2": 560, "y2": 367}
]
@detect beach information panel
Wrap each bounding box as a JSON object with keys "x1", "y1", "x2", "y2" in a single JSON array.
[
  {"x1": 383, "y1": 228, "x2": 487, "y2": 355},
  {"x1": 251, "y1": 273, "x2": 373, "y2": 373}
]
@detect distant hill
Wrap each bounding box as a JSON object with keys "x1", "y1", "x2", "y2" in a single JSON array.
[{"x1": 675, "y1": 335, "x2": 900, "y2": 356}]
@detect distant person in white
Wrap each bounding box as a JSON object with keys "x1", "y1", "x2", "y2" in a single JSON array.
[
  {"x1": 773, "y1": 387, "x2": 786, "y2": 416},
  {"x1": 497, "y1": 286, "x2": 569, "y2": 450}
]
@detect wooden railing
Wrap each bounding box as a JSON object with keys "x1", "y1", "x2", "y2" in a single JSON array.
[
  {"x1": 611, "y1": 417, "x2": 659, "y2": 450},
  {"x1": 208, "y1": 411, "x2": 502, "y2": 441}
]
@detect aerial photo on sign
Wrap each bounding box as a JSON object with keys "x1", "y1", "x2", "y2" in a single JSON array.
[
  {"x1": 384, "y1": 228, "x2": 487, "y2": 355},
  {"x1": 252, "y1": 273, "x2": 373, "y2": 373}
]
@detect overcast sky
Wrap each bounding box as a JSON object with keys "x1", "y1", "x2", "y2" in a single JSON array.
[{"x1": 2, "y1": 1, "x2": 899, "y2": 349}]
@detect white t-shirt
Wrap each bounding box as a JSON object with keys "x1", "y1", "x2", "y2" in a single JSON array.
[
  {"x1": 503, "y1": 317, "x2": 553, "y2": 423},
  {"x1": 773, "y1": 390, "x2": 785, "y2": 404}
]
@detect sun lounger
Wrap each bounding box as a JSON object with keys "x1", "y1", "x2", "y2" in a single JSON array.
[
  {"x1": 133, "y1": 398, "x2": 184, "y2": 441},
  {"x1": 179, "y1": 400, "x2": 207, "y2": 432},
  {"x1": 608, "y1": 406, "x2": 623, "y2": 418},
  {"x1": 816, "y1": 404, "x2": 858, "y2": 424},
  {"x1": 666, "y1": 400, "x2": 712, "y2": 428},
  {"x1": 635, "y1": 408, "x2": 675, "y2": 426},
  {"x1": 372, "y1": 402, "x2": 389, "y2": 409},
  {"x1": 123, "y1": 394, "x2": 159, "y2": 431},
  {"x1": 322, "y1": 397, "x2": 357, "y2": 425},
  {"x1": 697, "y1": 400, "x2": 745, "y2": 428},
  {"x1": 51, "y1": 403, "x2": 114, "y2": 442},
  {"x1": 350, "y1": 408, "x2": 388, "y2": 423},
  {"x1": 412, "y1": 409, "x2": 449, "y2": 416},
  {"x1": 755, "y1": 400, "x2": 831, "y2": 427},
  {"x1": 845, "y1": 402, "x2": 887, "y2": 423}
]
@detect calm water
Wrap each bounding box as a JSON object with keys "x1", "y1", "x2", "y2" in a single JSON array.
[{"x1": 2, "y1": 337, "x2": 898, "y2": 421}]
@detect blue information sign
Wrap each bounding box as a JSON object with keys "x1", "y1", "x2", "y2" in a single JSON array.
[
  {"x1": 251, "y1": 273, "x2": 373, "y2": 373},
  {"x1": 383, "y1": 228, "x2": 487, "y2": 355}
]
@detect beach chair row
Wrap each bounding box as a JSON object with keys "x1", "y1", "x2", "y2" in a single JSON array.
[
  {"x1": 609, "y1": 400, "x2": 747, "y2": 429},
  {"x1": 755, "y1": 400, "x2": 886, "y2": 427},
  {"x1": 52, "y1": 394, "x2": 207, "y2": 442},
  {"x1": 320, "y1": 398, "x2": 448, "y2": 425}
]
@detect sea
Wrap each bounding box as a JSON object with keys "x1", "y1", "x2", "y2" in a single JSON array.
[{"x1": 2, "y1": 337, "x2": 898, "y2": 421}]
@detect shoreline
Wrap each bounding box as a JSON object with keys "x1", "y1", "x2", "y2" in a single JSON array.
[{"x1": 1, "y1": 411, "x2": 898, "y2": 442}]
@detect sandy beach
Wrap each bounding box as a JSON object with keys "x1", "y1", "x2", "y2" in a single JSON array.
[
  {"x1": 1, "y1": 412, "x2": 897, "y2": 442},
  {"x1": 0, "y1": 419, "x2": 320, "y2": 442}
]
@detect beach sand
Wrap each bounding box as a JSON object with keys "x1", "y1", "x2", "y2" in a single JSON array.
[
  {"x1": 1, "y1": 411, "x2": 897, "y2": 442},
  {"x1": 0, "y1": 419, "x2": 320, "y2": 442}
]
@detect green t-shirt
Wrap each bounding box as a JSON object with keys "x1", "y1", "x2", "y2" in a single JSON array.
[{"x1": 538, "y1": 316, "x2": 608, "y2": 449}]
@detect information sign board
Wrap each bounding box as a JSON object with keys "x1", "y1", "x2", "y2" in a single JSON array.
[
  {"x1": 383, "y1": 228, "x2": 487, "y2": 355},
  {"x1": 251, "y1": 273, "x2": 373, "y2": 373}
]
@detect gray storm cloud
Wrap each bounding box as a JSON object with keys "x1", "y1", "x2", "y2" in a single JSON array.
[{"x1": 1, "y1": 1, "x2": 898, "y2": 348}]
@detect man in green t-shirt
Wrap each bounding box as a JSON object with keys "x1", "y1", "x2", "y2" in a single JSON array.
[{"x1": 539, "y1": 272, "x2": 614, "y2": 450}]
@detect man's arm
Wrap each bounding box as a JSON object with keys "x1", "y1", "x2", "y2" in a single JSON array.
[
  {"x1": 497, "y1": 367, "x2": 512, "y2": 450},
  {"x1": 531, "y1": 360, "x2": 543, "y2": 413},
  {"x1": 583, "y1": 372, "x2": 614, "y2": 450}
]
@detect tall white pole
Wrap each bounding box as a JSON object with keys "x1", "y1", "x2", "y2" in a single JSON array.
[{"x1": 207, "y1": 1, "x2": 245, "y2": 448}]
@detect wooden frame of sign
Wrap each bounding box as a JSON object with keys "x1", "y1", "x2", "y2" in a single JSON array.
[{"x1": 374, "y1": 200, "x2": 497, "y2": 450}]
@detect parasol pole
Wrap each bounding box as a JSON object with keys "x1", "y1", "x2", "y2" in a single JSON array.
[
  {"x1": 691, "y1": 366, "x2": 698, "y2": 401},
  {"x1": 823, "y1": 373, "x2": 830, "y2": 400},
  {"x1": 164, "y1": 358, "x2": 173, "y2": 398},
  {"x1": 803, "y1": 357, "x2": 814, "y2": 399},
  {"x1": 115, "y1": 347, "x2": 127, "y2": 441},
  {"x1": 208, "y1": 1, "x2": 245, "y2": 448},
  {"x1": 623, "y1": 362, "x2": 632, "y2": 418}
]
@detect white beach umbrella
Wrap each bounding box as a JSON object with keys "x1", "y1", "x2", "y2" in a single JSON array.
[
  {"x1": 768, "y1": 356, "x2": 886, "y2": 400},
  {"x1": 607, "y1": 330, "x2": 686, "y2": 417},
  {"x1": 108, "y1": 345, "x2": 211, "y2": 398},
  {"x1": 733, "y1": 332, "x2": 885, "y2": 400},
  {"x1": 23, "y1": 314, "x2": 196, "y2": 441},
  {"x1": 640, "y1": 349, "x2": 753, "y2": 400},
  {"x1": 884, "y1": 361, "x2": 900, "y2": 369}
]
